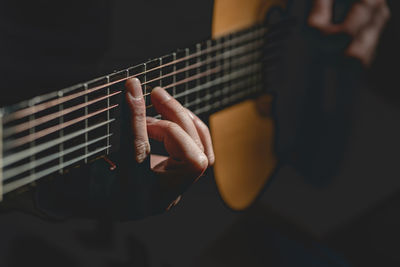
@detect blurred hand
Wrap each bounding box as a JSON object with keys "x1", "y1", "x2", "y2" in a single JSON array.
[
  {"x1": 125, "y1": 78, "x2": 214, "y2": 209},
  {"x1": 308, "y1": 0, "x2": 390, "y2": 66}
]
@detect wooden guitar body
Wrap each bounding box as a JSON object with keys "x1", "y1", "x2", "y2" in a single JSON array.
[{"x1": 211, "y1": 0, "x2": 286, "y2": 210}]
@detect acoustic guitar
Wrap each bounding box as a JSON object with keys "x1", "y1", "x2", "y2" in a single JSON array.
[{"x1": 0, "y1": 0, "x2": 288, "y2": 213}]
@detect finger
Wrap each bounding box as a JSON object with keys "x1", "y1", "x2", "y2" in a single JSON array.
[
  {"x1": 150, "y1": 87, "x2": 204, "y2": 151},
  {"x1": 346, "y1": 2, "x2": 390, "y2": 66},
  {"x1": 337, "y1": 2, "x2": 374, "y2": 37},
  {"x1": 308, "y1": 0, "x2": 334, "y2": 29},
  {"x1": 361, "y1": 0, "x2": 386, "y2": 8},
  {"x1": 309, "y1": 0, "x2": 374, "y2": 36},
  {"x1": 125, "y1": 78, "x2": 150, "y2": 163},
  {"x1": 146, "y1": 117, "x2": 208, "y2": 176},
  {"x1": 186, "y1": 109, "x2": 215, "y2": 165}
]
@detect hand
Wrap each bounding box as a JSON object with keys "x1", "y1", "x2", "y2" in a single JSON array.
[
  {"x1": 125, "y1": 78, "x2": 214, "y2": 209},
  {"x1": 308, "y1": 0, "x2": 390, "y2": 66}
]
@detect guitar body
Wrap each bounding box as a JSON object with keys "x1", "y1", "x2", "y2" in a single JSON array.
[{"x1": 211, "y1": 0, "x2": 286, "y2": 210}]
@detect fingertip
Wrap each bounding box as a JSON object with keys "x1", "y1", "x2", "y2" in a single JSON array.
[
  {"x1": 126, "y1": 78, "x2": 143, "y2": 100},
  {"x1": 208, "y1": 153, "x2": 215, "y2": 166},
  {"x1": 307, "y1": 15, "x2": 324, "y2": 29},
  {"x1": 151, "y1": 87, "x2": 172, "y2": 104},
  {"x1": 194, "y1": 153, "x2": 209, "y2": 176}
]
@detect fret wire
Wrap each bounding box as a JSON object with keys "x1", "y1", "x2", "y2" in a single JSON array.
[
  {"x1": 143, "y1": 63, "x2": 147, "y2": 105},
  {"x1": 159, "y1": 58, "x2": 162, "y2": 87},
  {"x1": 84, "y1": 83, "x2": 89, "y2": 163},
  {"x1": 196, "y1": 43, "x2": 201, "y2": 111},
  {"x1": 251, "y1": 27, "x2": 259, "y2": 93},
  {"x1": 172, "y1": 52, "x2": 177, "y2": 96},
  {"x1": 3, "y1": 145, "x2": 111, "y2": 194},
  {"x1": 3, "y1": 105, "x2": 118, "y2": 151},
  {"x1": 2, "y1": 119, "x2": 115, "y2": 168},
  {"x1": 59, "y1": 91, "x2": 64, "y2": 174},
  {"x1": 3, "y1": 27, "x2": 269, "y2": 122},
  {"x1": 0, "y1": 114, "x2": 3, "y2": 201},
  {"x1": 225, "y1": 34, "x2": 233, "y2": 105},
  {"x1": 29, "y1": 103, "x2": 35, "y2": 179},
  {"x1": 106, "y1": 76, "x2": 110, "y2": 155},
  {"x1": 205, "y1": 40, "x2": 212, "y2": 110},
  {"x1": 216, "y1": 37, "x2": 223, "y2": 108},
  {"x1": 184, "y1": 48, "x2": 189, "y2": 106}
]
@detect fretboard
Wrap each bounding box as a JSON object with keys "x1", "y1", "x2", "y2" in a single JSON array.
[{"x1": 0, "y1": 23, "x2": 285, "y2": 199}]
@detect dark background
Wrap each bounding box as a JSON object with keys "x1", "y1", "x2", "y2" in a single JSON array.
[{"x1": 0, "y1": 0, "x2": 399, "y2": 266}]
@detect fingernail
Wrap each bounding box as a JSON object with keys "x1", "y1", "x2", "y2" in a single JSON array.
[
  {"x1": 151, "y1": 87, "x2": 171, "y2": 103},
  {"x1": 127, "y1": 78, "x2": 143, "y2": 101}
]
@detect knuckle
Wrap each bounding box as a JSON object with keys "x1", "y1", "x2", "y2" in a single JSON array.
[
  {"x1": 307, "y1": 16, "x2": 322, "y2": 29},
  {"x1": 163, "y1": 98, "x2": 186, "y2": 115},
  {"x1": 133, "y1": 109, "x2": 146, "y2": 119},
  {"x1": 197, "y1": 120, "x2": 209, "y2": 133},
  {"x1": 134, "y1": 140, "x2": 150, "y2": 163},
  {"x1": 164, "y1": 121, "x2": 179, "y2": 131},
  {"x1": 174, "y1": 103, "x2": 187, "y2": 116}
]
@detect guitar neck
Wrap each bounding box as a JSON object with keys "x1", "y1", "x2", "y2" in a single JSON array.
[{"x1": 0, "y1": 23, "x2": 283, "y2": 199}]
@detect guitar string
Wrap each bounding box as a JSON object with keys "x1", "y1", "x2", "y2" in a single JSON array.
[
  {"x1": 164, "y1": 61, "x2": 264, "y2": 104},
  {"x1": 3, "y1": 104, "x2": 118, "y2": 150},
  {"x1": 152, "y1": 51, "x2": 262, "y2": 95},
  {"x1": 191, "y1": 80, "x2": 263, "y2": 117},
  {"x1": 177, "y1": 74, "x2": 263, "y2": 117},
  {"x1": 2, "y1": 119, "x2": 115, "y2": 168},
  {"x1": 3, "y1": 134, "x2": 113, "y2": 179},
  {"x1": 1, "y1": 24, "x2": 285, "y2": 123},
  {"x1": 2, "y1": 40, "x2": 265, "y2": 136},
  {"x1": 3, "y1": 91, "x2": 122, "y2": 138},
  {"x1": 3, "y1": 76, "x2": 263, "y2": 189},
  {"x1": 4, "y1": 47, "x2": 261, "y2": 143},
  {"x1": 2, "y1": 22, "x2": 287, "y2": 119},
  {"x1": 139, "y1": 39, "x2": 264, "y2": 87},
  {"x1": 3, "y1": 79, "x2": 264, "y2": 192},
  {"x1": 3, "y1": 145, "x2": 112, "y2": 194},
  {"x1": 182, "y1": 73, "x2": 263, "y2": 111},
  {"x1": 3, "y1": 57, "x2": 266, "y2": 159},
  {"x1": 3, "y1": 56, "x2": 268, "y2": 191},
  {"x1": 3, "y1": 76, "x2": 263, "y2": 182},
  {"x1": 2, "y1": 61, "x2": 264, "y2": 174}
]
